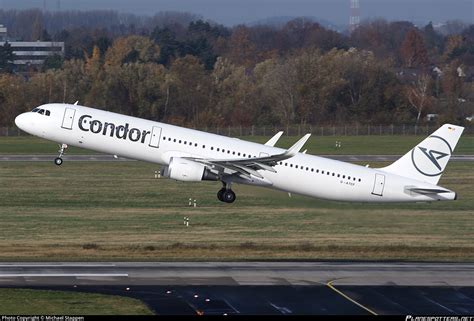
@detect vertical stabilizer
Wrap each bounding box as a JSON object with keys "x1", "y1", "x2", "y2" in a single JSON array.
[{"x1": 380, "y1": 124, "x2": 464, "y2": 185}]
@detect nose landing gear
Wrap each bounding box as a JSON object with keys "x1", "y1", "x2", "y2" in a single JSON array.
[
  {"x1": 54, "y1": 143, "x2": 68, "y2": 166},
  {"x1": 217, "y1": 182, "x2": 236, "y2": 203}
]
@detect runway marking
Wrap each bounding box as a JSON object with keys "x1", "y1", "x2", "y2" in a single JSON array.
[
  {"x1": 0, "y1": 274, "x2": 128, "y2": 277},
  {"x1": 327, "y1": 280, "x2": 378, "y2": 315},
  {"x1": 423, "y1": 296, "x2": 456, "y2": 314},
  {"x1": 0, "y1": 264, "x2": 116, "y2": 267}
]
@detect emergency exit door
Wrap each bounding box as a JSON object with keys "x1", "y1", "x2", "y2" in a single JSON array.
[
  {"x1": 149, "y1": 126, "x2": 162, "y2": 148},
  {"x1": 371, "y1": 173, "x2": 385, "y2": 196},
  {"x1": 61, "y1": 108, "x2": 76, "y2": 130}
]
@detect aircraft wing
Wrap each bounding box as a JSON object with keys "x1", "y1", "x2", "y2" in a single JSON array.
[
  {"x1": 184, "y1": 134, "x2": 311, "y2": 179},
  {"x1": 264, "y1": 131, "x2": 284, "y2": 147}
]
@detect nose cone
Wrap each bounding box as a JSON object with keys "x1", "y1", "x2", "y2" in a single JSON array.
[{"x1": 15, "y1": 113, "x2": 28, "y2": 130}]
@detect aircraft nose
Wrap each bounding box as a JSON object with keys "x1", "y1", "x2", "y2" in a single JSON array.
[{"x1": 15, "y1": 113, "x2": 27, "y2": 130}]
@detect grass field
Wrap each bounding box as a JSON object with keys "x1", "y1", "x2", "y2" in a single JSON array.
[
  {"x1": 0, "y1": 134, "x2": 473, "y2": 155},
  {"x1": 0, "y1": 288, "x2": 153, "y2": 314},
  {"x1": 0, "y1": 159, "x2": 472, "y2": 261}
]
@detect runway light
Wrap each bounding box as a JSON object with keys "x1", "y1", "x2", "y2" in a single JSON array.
[
  {"x1": 166, "y1": 290, "x2": 172, "y2": 294},
  {"x1": 125, "y1": 287, "x2": 130, "y2": 291},
  {"x1": 194, "y1": 294, "x2": 199, "y2": 298},
  {"x1": 205, "y1": 298, "x2": 210, "y2": 302},
  {"x1": 73, "y1": 285, "x2": 77, "y2": 288}
]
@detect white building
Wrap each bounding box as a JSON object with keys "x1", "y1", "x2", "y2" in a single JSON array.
[{"x1": 0, "y1": 25, "x2": 65, "y2": 66}]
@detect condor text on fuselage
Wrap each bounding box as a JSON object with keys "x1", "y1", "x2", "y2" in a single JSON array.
[
  {"x1": 78, "y1": 115, "x2": 151, "y2": 144},
  {"x1": 15, "y1": 103, "x2": 464, "y2": 204}
]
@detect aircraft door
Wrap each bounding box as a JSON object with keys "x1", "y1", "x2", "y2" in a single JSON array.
[
  {"x1": 149, "y1": 126, "x2": 162, "y2": 148},
  {"x1": 371, "y1": 173, "x2": 385, "y2": 196},
  {"x1": 259, "y1": 152, "x2": 269, "y2": 157},
  {"x1": 61, "y1": 108, "x2": 76, "y2": 130}
]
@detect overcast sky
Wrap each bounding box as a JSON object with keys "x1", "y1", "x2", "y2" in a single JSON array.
[{"x1": 2, "y1": 0, "x2": 473, "y2": 26}]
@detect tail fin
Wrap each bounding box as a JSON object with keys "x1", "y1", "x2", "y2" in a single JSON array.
[{"x1": 380, "y1": 124, "x2": 464, "y2": 185}]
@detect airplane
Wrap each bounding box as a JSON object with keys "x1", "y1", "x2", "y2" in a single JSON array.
[{"x1": 15, "y1": 103, "x2": 464, "y2": 203}]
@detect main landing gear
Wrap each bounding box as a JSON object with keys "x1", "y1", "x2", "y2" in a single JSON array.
[
  {"x1": 54, "y1": 143, "x2": 68, "y2": 166},
  {"x1": 217, "y1": 182, "x2": 236, "y2": 203}
]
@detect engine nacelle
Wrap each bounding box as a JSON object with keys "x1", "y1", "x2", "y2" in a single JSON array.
[{"x1": 161, "y1": 157, "x2": 219, "y2": 182}]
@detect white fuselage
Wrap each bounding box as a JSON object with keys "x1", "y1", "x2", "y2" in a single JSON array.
[{"x1": 15, "y1": 103, "x2": 456, "y2": 203}]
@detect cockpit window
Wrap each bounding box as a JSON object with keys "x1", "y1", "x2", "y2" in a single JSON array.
[
  {"x1": 45, "y1": 110, "x2": 51, "y2": 116},
  {"x1": 32, "y1": 108, "x2": 39, "y2": 112},
  {"x1": 38, "y1": 109, "x2": 45, "y2": 115}
]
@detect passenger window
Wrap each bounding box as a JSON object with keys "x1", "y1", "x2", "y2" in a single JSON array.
[
  {"x1": 332, "y1": 173, "x2": 335, "y2": 176},
  {"x1": 358, "y1": 179, "x2": 361, "y2": 182},
  {"x1": 238, "y1": 153, "x2": 241, "y2": 156},
  {"x1": 211, "y1": 147, "x2": 214, "y2": 150},
  {"x1": 232, "y1": 152, "x2": 235, "y2": 155},
  {"x1": 45, "y1": 110, "x2": 51, "y2": 116},
  {"x1": 295, "y1": 165, "x2": 298, "y2": 169},
  {"x1": 217, "y1": 148, "x2": 220, "y2": 152},
  {"x1": 195, "y1": 143, "x2": 198, "y2": 147},
  {"x1": 311, "y1": 168, "x2": 314, "y2": 172},
  {"x1": 290, "y1": 164, "x2": 293, "y2": 167},
  {"x1": 168, "y1": 138, "x2": 171, "y2": 141},
  {"x1": 173, "y1": 139, "x2": 176, "y2": 142}
]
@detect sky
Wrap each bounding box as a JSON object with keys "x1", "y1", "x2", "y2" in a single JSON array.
[{"x1": 1, "y1": 0, "x2": 473, "y2": 26}]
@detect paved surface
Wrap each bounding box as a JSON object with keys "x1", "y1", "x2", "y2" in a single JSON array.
[
  {"x1": 0, "y1": 154, "x2": 473, "y2": 162},
  {"x1": 0, "y1": 262, "x2": 472, "y2": 286},
  {"x1": 1, "y1": 262, "x2": 474, "y2": 315}
]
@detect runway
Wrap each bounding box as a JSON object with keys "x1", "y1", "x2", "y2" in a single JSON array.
[
  {"x1": 0, "y1": 262, "x2": 473, "y2": 286},
  {"x1": 0, "y1": 154, "x2": 473, "y2": 162},
  {"x1": 1, "y1": 262, "x2": 474, "y2": 315}
]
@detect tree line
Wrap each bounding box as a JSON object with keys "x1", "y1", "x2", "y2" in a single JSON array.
[{"x1": 0, "y1": 9, "x2": 472, "y2": 127}]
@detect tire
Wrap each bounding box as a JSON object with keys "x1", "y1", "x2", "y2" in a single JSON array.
[
  {"x1": 217, "y1": 188, "x2": 226, "y2": 202},
  {"x1": 223, "y1": 190, "x2": 236, "y2": 203},
  {"x1": 54, "y1": 157, "x2": 63, "y2": 166}
]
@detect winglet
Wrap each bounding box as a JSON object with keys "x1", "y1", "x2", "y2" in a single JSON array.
[
  {"x1": 286, "y1": 133, "x2": 311, "y2": 157},
  {"x1": 264, "y1": 131, "x2": 284, "y2": 147}
]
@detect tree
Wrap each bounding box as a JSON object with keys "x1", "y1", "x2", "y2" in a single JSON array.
[
  {"x1": 0, "y1": 42, "x2": 16, "y2": 73},
  {"x1": 400, "y1": 29, "x2": 429, "y2": 67},
  {"x1": 406, "y1": 74, "x2": 433, "y2": 125},
  {"x1": 104, "y1": 36, "x2": 160, "y2": 67}
]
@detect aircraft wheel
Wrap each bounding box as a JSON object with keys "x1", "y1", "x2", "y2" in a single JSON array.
[
  {"x1": 217, "y1": 188, "x2": 226, "y2": 202},
  {"x1": 54, "y1": 157, "x2": 63, "y2": 166},
  {"x1": 223, "y1": 190, "x2": 236, "y2": 203}
]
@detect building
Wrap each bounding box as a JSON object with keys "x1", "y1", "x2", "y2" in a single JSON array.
[
  {"x1": 0, "y1": 25, "x2": 65, "y2": 66},
  {"x1": 3, "y1": 41, "x2": 65, "y2": 65},
  {"x1": 0, "y1": 25, "x2": 7, "y2": 41}
]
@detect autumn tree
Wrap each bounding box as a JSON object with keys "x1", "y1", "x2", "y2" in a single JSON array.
[
  {"x1": 400, "y1": 29, "x2": 429, "y2": 67},
  {"x1": 105, "y1": 35, "x2": 160, "y2": 67}
]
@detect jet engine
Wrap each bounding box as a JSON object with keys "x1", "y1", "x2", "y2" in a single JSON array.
[{"x1": 161, "y1": 157, "x2": 219, "y2": 182}]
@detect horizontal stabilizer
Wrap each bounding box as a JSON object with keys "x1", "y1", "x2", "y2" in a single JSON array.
[{"x1": 406, "y1": 187, "x2": 452, "y2": 195}]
